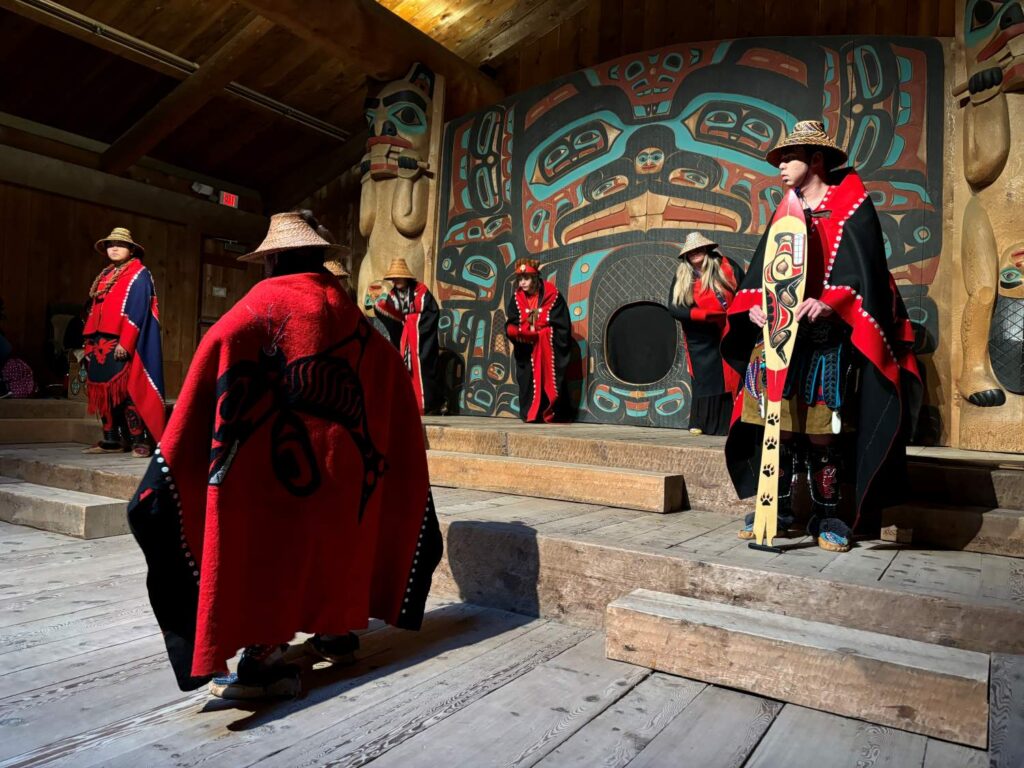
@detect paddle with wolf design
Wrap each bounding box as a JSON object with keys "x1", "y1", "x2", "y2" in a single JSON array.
[{"x1": 750, "y1": 188, "x2": 808, "y2": 552}]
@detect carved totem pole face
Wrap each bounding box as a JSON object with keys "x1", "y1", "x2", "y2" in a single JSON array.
[
  {"x1": 962, "y1": 0, "x2": 1024, "y2": 90},
  {"x1": 364, "y1": 63, "x2": 435, "y2": 180}
]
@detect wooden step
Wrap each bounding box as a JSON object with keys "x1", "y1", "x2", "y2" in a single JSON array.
[
  {"x1": 427, "y1": 450, "x2": 685, "y2": 513},
  {"x1": 431, "y1": 517, "x2": 1024, "y2": 656},
  {"x1": 605, "y1": 589, "x2": 989, "y2": 747},
  {"x1": 0, "y1": 418, "x2": 101, "y2": 445},
  {"x1": 0, "y1": 445, "x2": 144, "y2": 500},
  {"x1": 0, "y1": 400, "x2": 88, "y2": 419},
  {"x1": 883, "y1": 503, "x2": 1024, "y2": 558},
  {"x1": 0, "y1": 477, "x2": 128, "y2": 538},
  {"x1": 908, "y1": 461, "x2": 1024, "y2": 512},
  {"x1": 425, "y1": 425, "x2": 733, "y2": 512},
  {"x1": 425, "y1": 421, "x2": 1024, "y2": 514}
]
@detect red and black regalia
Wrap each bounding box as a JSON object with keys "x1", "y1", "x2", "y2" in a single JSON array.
[
  {"x1": 373, "y1": 273, "x2": 441, "y2": 414},
  {"x1": 667, "y1": 250, "x2": 744, "y2": 436},
  {"x1": 722, "y1": 168, "x2": 920, "y2": 532},
  {"x1": 504, "y1": 260, "x2": 572, "y2": 423},
  {"x1": 83, "y1": 247, "x2": 165, "y2": 446},
  {"x1": 127, "y1": 271, "x2": 442, "y2": 690}
]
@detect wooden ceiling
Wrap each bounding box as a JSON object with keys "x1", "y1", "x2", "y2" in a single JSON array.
[{"x1": 0, "y1": 0, "x2": 958, "y2": 212}]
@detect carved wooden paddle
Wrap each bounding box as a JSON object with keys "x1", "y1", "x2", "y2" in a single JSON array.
[{"x1": 751, "y1": 189, "x2": 808, "y2": 551}]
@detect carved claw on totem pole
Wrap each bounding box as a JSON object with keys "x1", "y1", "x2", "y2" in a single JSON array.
[{"x1": 966, "y1": 388, "x2": 1007, "y2": 407}]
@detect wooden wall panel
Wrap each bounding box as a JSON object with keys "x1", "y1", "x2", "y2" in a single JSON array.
[{"x1": 0, "y1": 181, "x2": 198, "y2": 397}]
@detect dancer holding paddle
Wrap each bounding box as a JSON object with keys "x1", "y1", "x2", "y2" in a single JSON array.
[{"x1": 722, "y1": 121, "x2": 920, "y2": 553}]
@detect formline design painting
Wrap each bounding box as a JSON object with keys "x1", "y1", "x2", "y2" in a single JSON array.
[{"x1": 435, "y1": 36, "x2": 944, "y2": 427}]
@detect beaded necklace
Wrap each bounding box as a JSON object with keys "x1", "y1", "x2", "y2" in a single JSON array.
[{"x1": 89, "y1": 257, "x2": 137, "y2": 300}]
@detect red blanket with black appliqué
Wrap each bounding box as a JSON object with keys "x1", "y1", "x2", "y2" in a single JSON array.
[{"x1": 127, "y1": 273, "x2": 442, "y2": 690}]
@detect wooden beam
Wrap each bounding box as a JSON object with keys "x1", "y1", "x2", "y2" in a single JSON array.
[
  {"x1": 0, "y1": 0, "x2": 187, "y2": 79},
  {"x1": 100, "y1": 16, "x2": 275, "y2": 175},
  {"x1": 0, "y1": 112, "x2": 264, "y2": 214},
  {"x1": 267, "y1": 128, "x2": 368, "y2": 212},
  {"x1": 233, "y1": 0, "x2": 503, "y2": 116},
  {"x1": 606, "y1": 589, "x2": 989, "y2": 747},
  {"x1": 0, "y1": 144, "x2": 267, "y2": 242},
  {"x1": 0, "y1": 0, "x2": 347, "y2": 141}
]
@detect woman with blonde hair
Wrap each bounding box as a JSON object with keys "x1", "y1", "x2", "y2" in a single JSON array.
[{"x1": 667, "y1": 231, "x2": 744, "y2": 435}]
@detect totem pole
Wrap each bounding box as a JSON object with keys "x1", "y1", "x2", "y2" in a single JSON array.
[
  {"x1": 955, "y1": 0, "x2": 1024, "y2": 427},
  {"x1": 358, "y1": 63, "x2": 438, "y2": 315}
]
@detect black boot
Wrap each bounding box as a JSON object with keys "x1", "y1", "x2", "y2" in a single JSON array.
[
  {"x1": 806, "y1": 443, "x2": 850, "y2": 551},
  {"x1": 82, "y1": 428, "x2": 125, "y2": 454},
  {"x1": 209, "y1": 644, "x2": 300, "y2": 700}
]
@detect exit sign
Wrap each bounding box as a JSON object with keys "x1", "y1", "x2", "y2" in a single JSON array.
[{"x1": 219, "y1": 190, "x2": 239, "y2": 208}]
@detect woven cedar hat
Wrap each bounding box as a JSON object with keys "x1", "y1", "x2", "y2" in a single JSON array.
[
  {"x1": 325, "y1": 244, "x2": 354, "y2": 278},
  {"x1": 678, "y1": 231, "x2": 718, "y2": 259},
  {"x1": 238, "y1": 212, "x2": 341, "y2": 263},
  {"x1": 512, "y1": 258, "x2": 541, "y2": 277},
  {"x1": 383, "y1": 258, "x2": 416, "y2": 281},
  {"x1": 95, "y1": 227, "x2": 144, "y2": 255},
  {"x1": 765, "y1": 120, "x2": 848, "y2": 169}
]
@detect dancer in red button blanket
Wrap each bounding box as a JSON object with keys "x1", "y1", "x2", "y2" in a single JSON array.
[
  {"x1": 504, "y1": 259, "x2": 572, "y2": 423},
  {"x1": 667, "y1": 231, "x2": 745, "y2": 436},
  {"x1": 722, "y1": 120, "x2": 920, "y2": 552},
  {"x1": 127, "y1": 210, "x2": 442, "y2": 699},
  {"x1": 82, "y1": 227, "x2": 165, "y2": 457},
  {"x1": 373, "y1": 257, "x2": 442, "y2": 414}
]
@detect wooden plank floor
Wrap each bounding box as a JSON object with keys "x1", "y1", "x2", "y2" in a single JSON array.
[{"x1": 0, "y1": 521, "x2": 991, "y2": 767}]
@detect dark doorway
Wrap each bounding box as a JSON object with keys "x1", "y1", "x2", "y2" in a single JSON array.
[{"x1": 605, "y1": 301, "x2": 677, "y2": 384}]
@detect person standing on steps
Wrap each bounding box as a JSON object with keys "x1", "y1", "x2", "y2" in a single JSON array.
[
  {"x1": 81, "y1": 227, "x2": 165, "y2": 457},
  {"x1": 722, "y1": 120, "x2": 920, "y2": 553},
  {"x1": 667, "y1": 231, "x2": 744, "y2": 436}
]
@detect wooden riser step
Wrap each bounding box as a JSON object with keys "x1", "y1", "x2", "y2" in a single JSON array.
[
  {"x1": 0, "y1": 400, "x2": 88, "y2": 419},
  {"x1": 432, "y1": 518, "x2": 1024, "y2": 656},
  {"x1": 424, "y1": 421, "x2": 1024, "y2": 515},
  {"x1": 0, "y1": 446, "x2": 144, "y2": 500},
  {"x1": 426, "y1": 425, "x2": 734, "y2": 513},
  {"x1": 908, "y1": 462, "x2": 1024, "y2": 512},
  {"x1": 883, "y1": 503, "x2": 1024, "y2": 559},
  {"x1": 0, "y1": 418, "x2": 100, "y2": 445},
  {"x1": 427, "y1": 450, "x2": 685, "y2": 513},
  {"x1": 605, "y1": 589, "x2": 989, "y2": 747},
  {"x1": 0, "y1": 477, "x2": 128, "y2": 538}
]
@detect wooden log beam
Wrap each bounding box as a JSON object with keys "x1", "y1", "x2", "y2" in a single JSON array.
[
  {"x1": 233, "y1": 0, "x2": 503, "y2": 116},
  {"x1": 0, "y1": 0, "x2": 187, "y2": 80},
  {"x1": 0, "y1": 144, "x2": 267, "y2": 243},
  {"x1": 100, "y1": 15, "x2": 275, "y2": 175},
  {"x1": 605, "y1": 589, "x2": 989, "y2": 748},
  {"x1": 0, "y1": 117, "x2": 263, "y2": 214},
  {"x1": 0, "y1": 0, "x2": 346, "y2": 142}
]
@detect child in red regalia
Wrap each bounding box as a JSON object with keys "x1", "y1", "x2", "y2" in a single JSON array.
[{"x1": 82, "y1": 227, "x2": 165, "y2": 457}]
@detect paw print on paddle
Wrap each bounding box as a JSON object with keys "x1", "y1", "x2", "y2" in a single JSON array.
[
  {"x1": 762, "y1": 464, "x2": 776, "y2": 478},
  {"x1": 759, "y1": 492, "x2": 774, "y2": 506},
  {"x1": 766, "y1": 413, "x2": 779, "y2": 426},
  {"x1": 764, "y1": 437, "x2": 778, "y2": 450}
]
